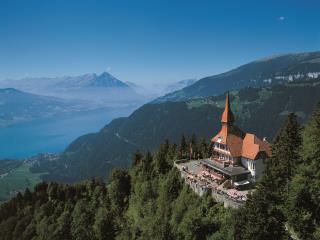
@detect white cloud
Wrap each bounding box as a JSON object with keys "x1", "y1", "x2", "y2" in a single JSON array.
[{"x1": 278, "y1": 16, "x2": 285, "y2": 21}]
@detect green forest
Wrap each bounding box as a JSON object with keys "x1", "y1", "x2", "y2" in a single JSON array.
[{"x1": 1, "y1": 103, "x2": 320, "y2": 239}]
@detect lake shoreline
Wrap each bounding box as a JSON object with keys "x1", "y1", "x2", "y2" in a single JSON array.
[{"x1": 0, "y1": 106, "x2": 135, "y2": 159}]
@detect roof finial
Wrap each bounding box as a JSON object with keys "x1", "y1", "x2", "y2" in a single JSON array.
[{"x1": 221, "y1": 91, "x2": 235, "y2": 124}]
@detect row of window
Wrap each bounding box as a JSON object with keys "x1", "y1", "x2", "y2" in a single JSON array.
[
  {"x1": 218, "y1": 154, "x2": 233, "y2": 161},
  {"x1": 214, "y1": 142, "x2": 230, "y2": 151}
]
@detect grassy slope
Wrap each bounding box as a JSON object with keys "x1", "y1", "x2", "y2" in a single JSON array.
[{"x1": 0, "y1": 163, "x2": 45, "y2": 202}]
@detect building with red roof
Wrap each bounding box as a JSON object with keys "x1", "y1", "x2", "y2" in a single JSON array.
[{"x1": 200, "y1": 92, "x2": 271, "y2": 187}]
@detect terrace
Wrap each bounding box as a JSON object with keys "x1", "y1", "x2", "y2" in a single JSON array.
[{"x1": 175, "y1": 160, "x2": 250, "y2": 207}]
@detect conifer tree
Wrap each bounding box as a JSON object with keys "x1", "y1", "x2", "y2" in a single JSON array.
[
  {"x1": 199, "y1": 137, "x2": 209, "y2": 159},
  {"x1": 287, "y1": 103, "x2": 320, "y2": 240},
  {"x1": 132, "y1": 150, "x2": 143, "y2": 167},
  {"x1": 179, "y1": 134, "x2": 188, "y2": 158},
  {"x1": 93, "y1": 207, "x2": 115, "y2": 240},
  {"x1": 267, "y1": 112, "x2": 302, "y2": 197},
  {"x1": 154, "y1": 140, "x2": 171, "y2": 175},
  {"x1": 235, "y1": 178, "x2": 287, "y2": 240},
  {"x1": 235, "y1": 113, "x2": 302, "y2": 240},
  {"x1": 108, "y1": 169, "x2": 131, "y2": 214},
  {"x1": 191, "y1": 134, "x2": 198, "y2": 158}
]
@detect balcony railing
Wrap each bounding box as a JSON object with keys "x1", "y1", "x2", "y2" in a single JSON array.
[
  {"x1": 210, "y1": 157, "x2": 231, "y2": 168},
  {"x1": 213, "y1": 146, "x2": 231, "y2": 154}
]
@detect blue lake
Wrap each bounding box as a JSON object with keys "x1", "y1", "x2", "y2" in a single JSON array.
[{"x1": 0, "y1": 107, "x2": 133, "y2": 159}]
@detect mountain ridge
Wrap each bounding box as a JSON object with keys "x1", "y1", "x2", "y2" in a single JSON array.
[
  {"x1": 155, "y1": 51, "x2": 320, "y2": 102},
  {"x1": 0, "y1": 72, "x2": 146, "y2": 108},
  {"x1": 0, "y1": 71, "x2": 130, "y2": 90}
]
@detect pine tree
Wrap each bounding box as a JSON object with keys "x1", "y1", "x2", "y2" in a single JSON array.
[
  {"x1": 53, "y1": 209, "x2": 72, "y2": 239},
  {"x1": 71, "y1": 200, "x2": 93, "y2": 240},
  {"x1": 179, "y1": 134, "x2": 188, "y2": 158},
  {"x1": 154, "y1": 141, "x2": 171, "y2": 175},
  {"x1": 235, "y1": 178, "x2": 287, "y2": 240},
  {"x1": 132, "y1": 150, "x2": 143, "y2": 167},
  {"x1": 199, "y1": 137, "x2": 209, "y2": 159},
  {"x1": 287, "y1": 103, "x2": 320, "y2": 240},
  {"x1": 93, "y1": 207, "x2": 115, "y2": 240},
  {"x1": 267, "y1": 112, "x2": 302, "y2": 197},
  {"x1": 235, "y1": 113, "x2": 302, "y2": 240},
  {"x1": 108, "y1": 169, "x2": 131, "y2": 214},
  {"x1": 191, "y1": 134, "x2": 198, "y2": 159}
]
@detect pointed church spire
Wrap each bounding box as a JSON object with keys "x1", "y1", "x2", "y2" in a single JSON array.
[{"x1": 221, "y1": 92, "x2": 234, "y2": 125}]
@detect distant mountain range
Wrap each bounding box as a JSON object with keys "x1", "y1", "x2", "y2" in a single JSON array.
[
  {"x1": 0, "y1": 72, "x2": 201, "y2": 129},
  {"x1": 53, "y1": 72, "x2": 130, "y2": 89},
  {"x1": 0, "y1": 72, "x2": 199, "y2": 108},
  {"x1": 163, "y1": 79, "x2": 197, "y2": 93},
  {"x1": 156, "y1": 51, "x2": 320, "y2": 102},
  {"x1": 0, "y1": 72, "x2": 145, "y2": 108},
  {"x1": 0, "y1": 72, "x2": 130, "y2": 91},
  {"x1": 124, "y1": 79, "x2": 198, "y2": 99}
]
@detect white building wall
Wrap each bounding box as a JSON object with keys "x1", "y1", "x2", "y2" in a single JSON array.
[
  {"x1": 241, "y1": 157, "x2": 265, "y2": 181},
  {"x1": 241, "y1": 157, "x2": 249, "y2": 169}
]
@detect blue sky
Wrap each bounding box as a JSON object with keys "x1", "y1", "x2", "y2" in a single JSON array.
[{"x1": 0, "y1": 0, "x2": 319, "y2": 85}]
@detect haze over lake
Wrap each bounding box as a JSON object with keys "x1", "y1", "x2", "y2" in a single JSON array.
[{"x1": 0, "y1": 107, "x2": 132, "y2": 159}]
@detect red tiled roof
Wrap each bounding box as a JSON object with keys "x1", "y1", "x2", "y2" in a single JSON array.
[
  {"x1": 211, "y1": 93, "x2": 271, "y2": 160},
  {"x1": 242, "y1": 133, "x2": 271, "y2": 159}
]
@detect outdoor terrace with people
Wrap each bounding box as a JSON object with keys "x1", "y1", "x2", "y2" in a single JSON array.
[{"x1": 175, "y1": 159, "x2": 249, "y2": 207}]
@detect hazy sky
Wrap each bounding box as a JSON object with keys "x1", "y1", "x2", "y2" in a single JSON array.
[{"x1": 0, "y1": 0, "x2": 319, "y2": 86}]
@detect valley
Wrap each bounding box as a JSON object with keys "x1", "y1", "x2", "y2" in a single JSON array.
[{"x1": 0, "y1": 163, "x2": 45, "y2": 202}]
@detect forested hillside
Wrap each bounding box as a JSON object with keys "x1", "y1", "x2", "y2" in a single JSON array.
[
  {"x1": 0, "y1": 139, "x2": 233, "y2": 240},
  {"x1": 32, "y1": 79, "x2": 320, "y2": 183},
  {"x1": 1, "y1": 103, "x2": 320, "y2": 239}
]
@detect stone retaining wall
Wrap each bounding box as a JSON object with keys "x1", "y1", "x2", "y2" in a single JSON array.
[{"x1": 176, "y1": 160, "x2": 244, "y2": 208}]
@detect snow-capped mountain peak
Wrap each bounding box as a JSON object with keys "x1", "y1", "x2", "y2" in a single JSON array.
[{"x1": 54, "y1": 72, "x2": 129, "y2": 89}]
